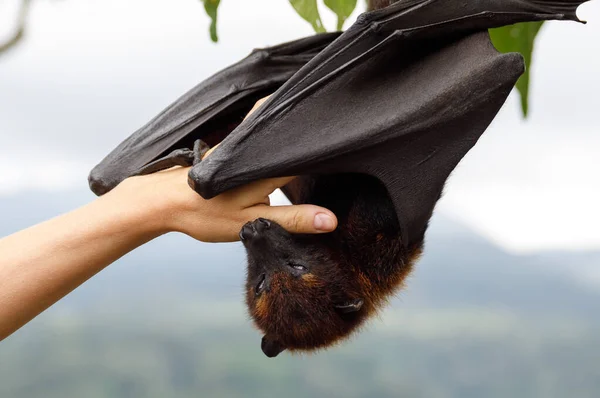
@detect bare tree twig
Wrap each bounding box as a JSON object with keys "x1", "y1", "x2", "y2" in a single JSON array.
[{"x1": 0, "y1": 0, "x2": 32, "y2": 56}]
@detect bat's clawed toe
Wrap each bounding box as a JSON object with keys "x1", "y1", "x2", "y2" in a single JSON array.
[{"x1": 239, "y1": 223, "x2": 253, "y2": 241}]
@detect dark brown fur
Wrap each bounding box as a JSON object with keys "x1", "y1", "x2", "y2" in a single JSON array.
[{"x1": 241, "y1": 174, "x2": 425, "y2": 357}]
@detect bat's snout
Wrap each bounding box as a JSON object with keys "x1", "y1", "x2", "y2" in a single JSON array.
[{"x1": 239, "y1": 218, "x2": 271, "y2": 242}]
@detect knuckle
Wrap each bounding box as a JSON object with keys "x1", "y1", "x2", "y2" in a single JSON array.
[{"x1": 290, "y1": 211, "x2": 306, "y2": 232}]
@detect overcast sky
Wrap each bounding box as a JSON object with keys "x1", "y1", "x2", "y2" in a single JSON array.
[{"x1": 0, "y1": 0, "x2": 598, "y2": 253}]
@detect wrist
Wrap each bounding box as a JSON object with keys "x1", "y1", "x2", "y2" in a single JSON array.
[{"x1": 100, "y1": 177, "x2": 170, "y2": 241}]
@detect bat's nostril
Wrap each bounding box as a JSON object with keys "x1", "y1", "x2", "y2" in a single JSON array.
[
  {"x1": 257, "y1": 218, "x2": 271, "y2": 229},
  {"x1": 240, "y1": 222, "x2": 256, "y2": 242}
]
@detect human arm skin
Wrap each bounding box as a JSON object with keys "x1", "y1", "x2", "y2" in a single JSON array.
[
  {"x1": 0, "y1": 93, "x2": 337, "y2": 341},
  {"x1": 0, "y1": 168, "x2": 337, "y2": 341}
]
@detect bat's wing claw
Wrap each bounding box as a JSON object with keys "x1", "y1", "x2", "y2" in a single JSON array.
[
  {"x1": 193, "y1": 139, "x2": 211, "y2": 166},
  {"x1": 134, "y1": 138, "x2": 210, "y2": 177},
  {"x1": 135, "y1": 148, "x2": 195, "y2": 176}
]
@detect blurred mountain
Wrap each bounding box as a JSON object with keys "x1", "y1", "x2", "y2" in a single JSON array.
[
  {"x1": 406, "y1": 215, "x2": 600, "y2": 319},
  {"x1": 2, "y1": 189, "x2": 600, "y2": 398}
]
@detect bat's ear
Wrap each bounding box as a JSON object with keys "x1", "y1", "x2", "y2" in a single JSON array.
[
  {"x1": 334, "y1": 298, "x2": 364, "y2": 314},
  {"x1": 261, "y1": 336, "x2": 286, "y2": 358}
]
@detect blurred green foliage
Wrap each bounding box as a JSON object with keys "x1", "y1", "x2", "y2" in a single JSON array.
[
  {"x1": 201, "y1": 0, "x2": 221, "y2": 42},
  {"x1": 290, "y1": 0, "x2": 327, "y2": 33},
  {"x1": 2, "y1": 303, "x2": 600, "y2": 398},
  {"x1": 325, "y1": 0, "x2": 358, "y2": 30},
  {"x1": 200, "y1": 0, "x2": 545, "y2": 117},
  {"x1": 490, "y1": 22, "x2": 545, "y2": 117}
]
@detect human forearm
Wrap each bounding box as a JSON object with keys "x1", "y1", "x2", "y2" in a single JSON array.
[
  {"x1": 0, "y1": 189, "x2": 162, "y2": 340},
  {"x1": 0, "y1": 163, "x2": 337, "y2": 341}
]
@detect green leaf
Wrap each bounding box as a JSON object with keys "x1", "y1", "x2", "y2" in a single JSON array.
[
  {"x1": 324, "y1": 0, "x2": 358, "y2": 30},
  {"x1": 202, "y1": 0, "x2": 221, "y2": 42},
  {"x1": 289, "y1": 0, "x2": 326, "y2": 33},
  {"x1": 489, "y1": 21, "x2": 544, "y2": 117}
]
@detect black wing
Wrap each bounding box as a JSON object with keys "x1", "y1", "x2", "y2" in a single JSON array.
[
  {"x1": 88, "y1": 32, "x2": 341, "y2": 195},
  {"x1": 190, "y1": 0, "x2": 589, "y2": 247}
]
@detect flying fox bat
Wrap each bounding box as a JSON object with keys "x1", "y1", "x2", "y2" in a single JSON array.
[{"x1": 89, "y1": 0, "x2": 590, "y2": 357}]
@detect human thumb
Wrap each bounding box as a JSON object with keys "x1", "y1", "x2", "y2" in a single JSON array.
[{"x1": 244, "y1": 204, "x2": 337, "y2": 234}]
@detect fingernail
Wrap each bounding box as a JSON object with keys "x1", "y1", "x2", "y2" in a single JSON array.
[{"x1": 314, "y1": 213, "x2": 335, "y2": 231}]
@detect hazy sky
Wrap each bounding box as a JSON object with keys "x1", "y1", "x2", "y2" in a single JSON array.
[{"x1": 0, "y1": 0, "x2": 598, "y2": 253}]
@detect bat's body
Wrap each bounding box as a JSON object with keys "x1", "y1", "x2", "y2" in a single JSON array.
[
  {"x1": 88, "y1": 0, "x2": 591, "y2": 357},
  {"x1": 242, "y1": 174, "x2": 419, "y2": 357}
]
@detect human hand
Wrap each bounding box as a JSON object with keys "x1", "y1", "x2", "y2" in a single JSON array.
[
  {"x1": 0, "y1": 99, "x2": 336, "y2": 342},
  {"x1": 109, "y1": 97, "x2": 337, "y2": 243},
  {"x1": 112, "y1": 167, "x2": 336, "y2": 243}
]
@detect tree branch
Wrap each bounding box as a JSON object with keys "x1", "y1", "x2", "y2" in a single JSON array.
[{"x1": 0, "y1": 0, "x2": 32, "y2": 57}]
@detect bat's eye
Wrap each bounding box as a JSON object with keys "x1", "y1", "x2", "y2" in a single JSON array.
[
  {"x1": 255, "y1": 274, "x2": 266, "y2": 295},
  {"x1": 288, "y1": 263, "x2": 308, "y2": 273}
]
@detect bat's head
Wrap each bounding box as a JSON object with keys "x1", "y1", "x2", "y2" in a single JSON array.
[{"x1": 241, "y1": 218, "x2": 370, "y2": 358}]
